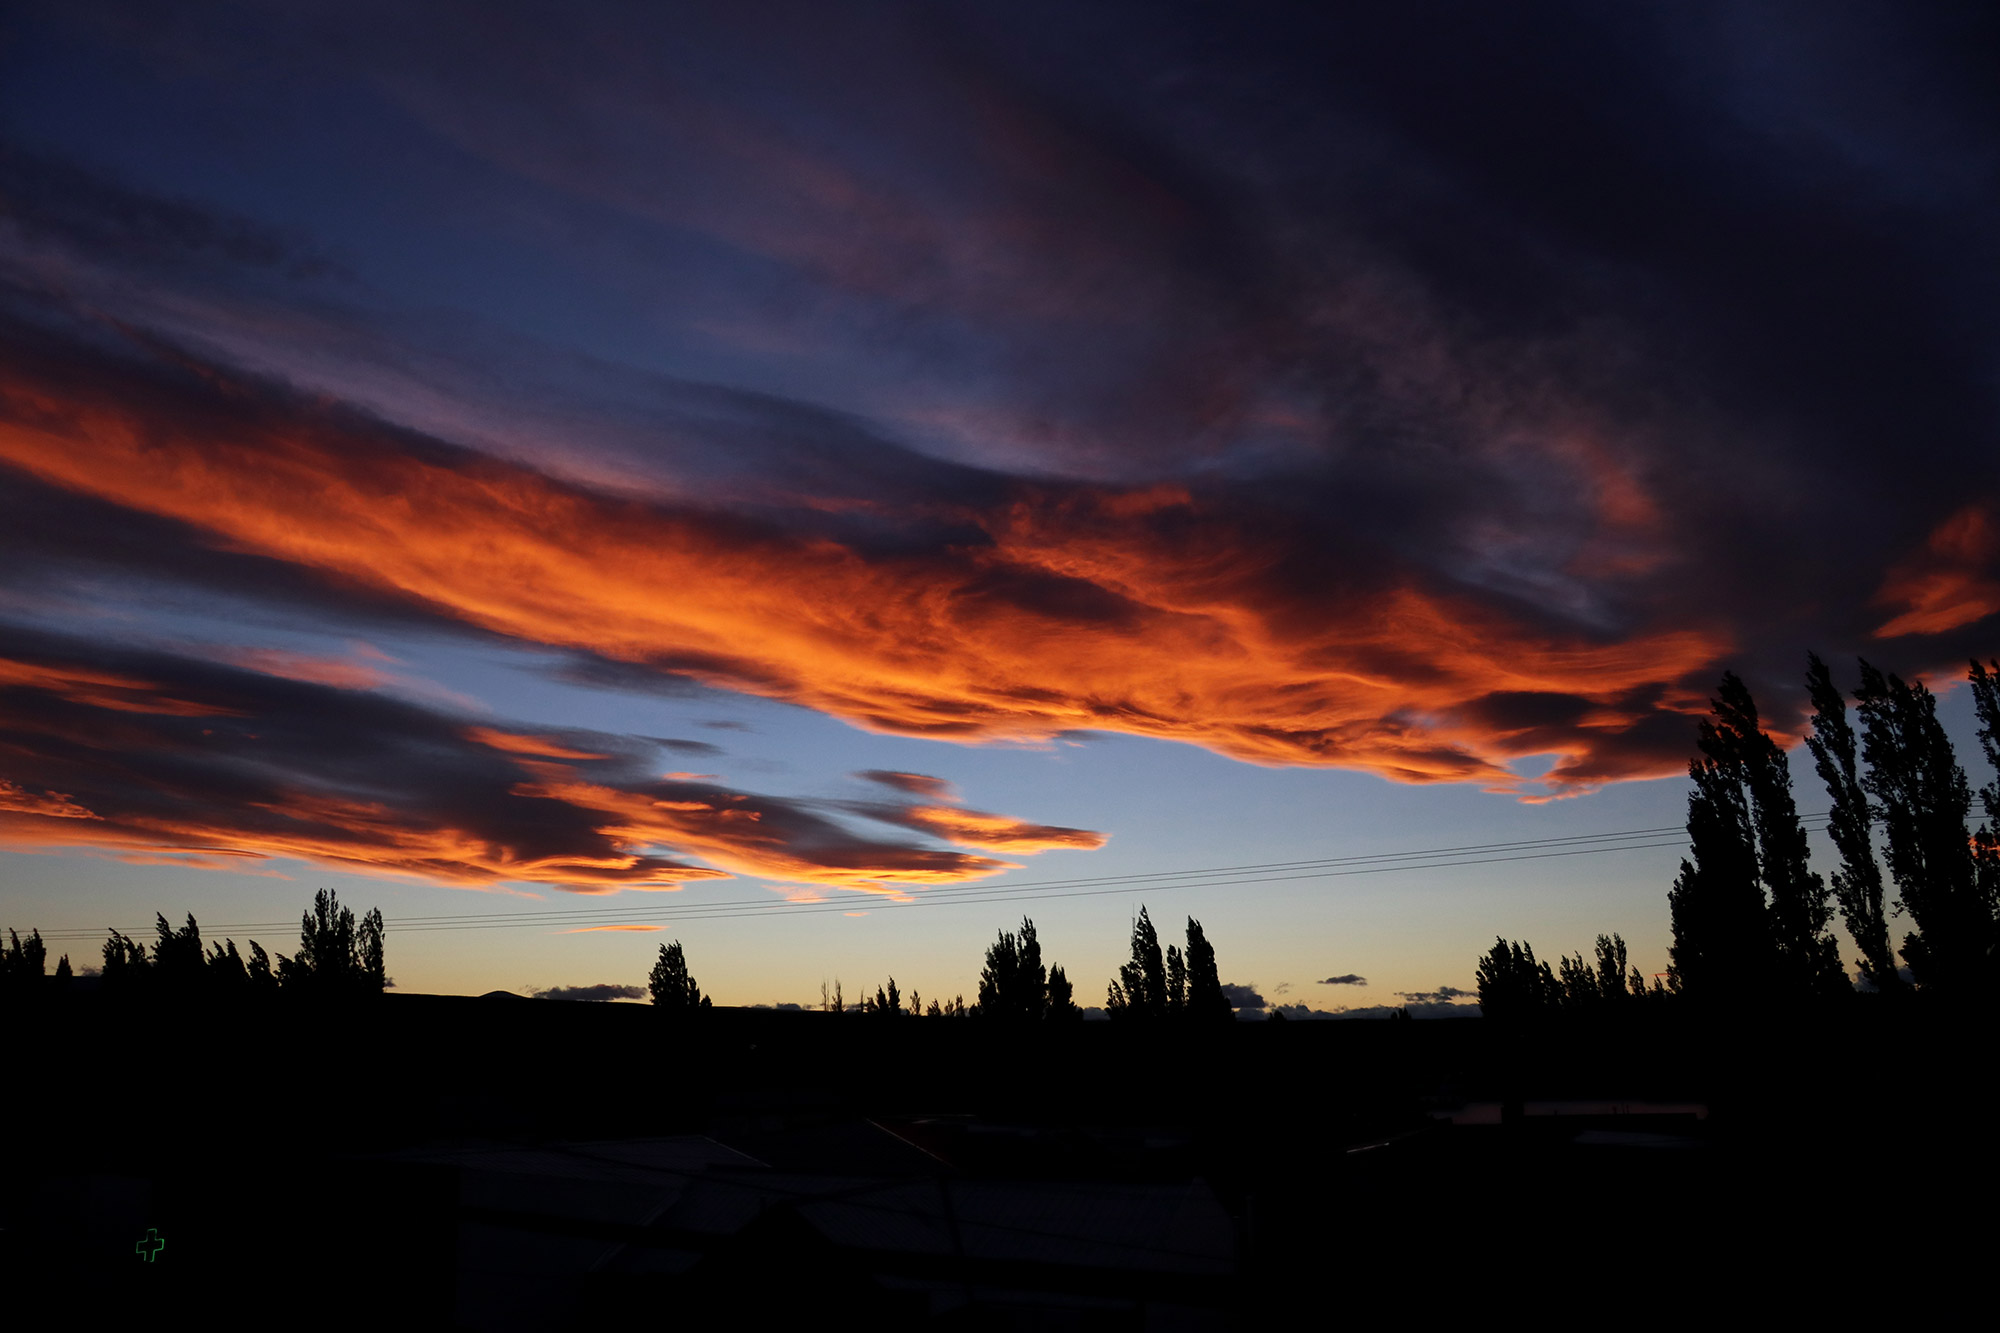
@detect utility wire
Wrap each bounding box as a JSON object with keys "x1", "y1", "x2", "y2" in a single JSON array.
[{"x1": 32, "y1": 815, "x2": 1827, "y2": 942}]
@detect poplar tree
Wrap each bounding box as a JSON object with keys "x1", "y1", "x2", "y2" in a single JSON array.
[
  {"x1": 648, "y1": 940, "x2": 706, "y2": 1013},
  {"x1": 1969, "y1": 659, "x2": 2000, "y2": 926},
  {"x1": 1805, "y1": 654, "x2": 1901, "y2": 991},
  {"x1": 1724, "y1": 676, "x2": 1846, "y2": 998},
  {"x1": 1164, "y1": 945, "x2": 1188, "y2": 1013},
  {"x1": 1106, "y1": 907, "x2": 1168, "y2": 1018},
  {"x1": 1046, "y1": 964, "x2": 1081, "y2": 1020},
  {"x1": 2, "y1": 929, "x2": 48, "y2": 1005},
  {"x1": 1475, "y1": 938, "x2": 1560, "y2": 1019},
  {"x1": 1854, "y1": 662, "x2": 1987, "y2": 992},
  {"x1": 978, "y1": 917, "x2": 1047, "y2": 1020},
  {"x1": 1667, "y1": 703, "x2": 1769, "y2": 1000},
  {"x1": 1667, "y1": 672, "x2": 1842, "y2": 1002},
  {"x1": 278, "y1": 890, "x2": 387, "y2": 996},
  {"x1": 1184, "y1": 918, "x2": 1232, "y2": 1022}
]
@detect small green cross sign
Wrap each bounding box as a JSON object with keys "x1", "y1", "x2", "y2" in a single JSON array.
[{"x1": 135, "y1": 1227, "x2": 165, "y2": 1263}]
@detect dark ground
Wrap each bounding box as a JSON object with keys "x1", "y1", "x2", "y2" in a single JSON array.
[{"x1": 4, "y1": 992, "x2": 1992, "y2": 1327}]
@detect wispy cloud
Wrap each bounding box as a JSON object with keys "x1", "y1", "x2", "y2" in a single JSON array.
[{"x1": 0, "y1": 624, "x2": 1089, "y2": 893}]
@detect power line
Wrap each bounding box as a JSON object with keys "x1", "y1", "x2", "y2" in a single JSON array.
[{"x1": 30, "y1": 815, "x2": 1811, "y2": 942}]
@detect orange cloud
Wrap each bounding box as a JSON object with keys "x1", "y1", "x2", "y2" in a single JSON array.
[
  {"x1": 0, "y1": 657, "x2": 242, "y2": 717},
  {"x1": 563, "y1": 923, "x2": 662, "y2": 932},
  {"x1": 221, "y1": 647, "x2": 389, "y2": 690},
  {"x1": 858, "y1": 770, "x2": 958, "y2": 800},
  {"x1": 1873, "y1": 503, "x2": 2000, "y2": 638},
  {"x1": 0, "y1": 780, "x2": 99, "y2": 820},
  {"x1": 0, "y1": 629, "x2": 1081, "y2": 894},
  {"x1": 466, "y1": 726, "x2": 612, "y2": 761},
  {"x1": 868, "y1": 804, "x2": 1106, "y2": 853},
  {"x1": 515, "y1": 775, "x2": 1014, "y2": 893},
  {"x1": 0, "y1": 351, "x2": 1730, "y2": 794}
]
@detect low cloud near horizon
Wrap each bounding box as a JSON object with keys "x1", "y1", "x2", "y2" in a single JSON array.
[{"x1": 534, "y1": 983, "x2": 646, "y2": 1002}]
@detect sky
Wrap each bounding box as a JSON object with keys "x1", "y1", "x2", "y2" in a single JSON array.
[{"x1": 1, "y1": 1, "x2": 1996, "y2": 1011}]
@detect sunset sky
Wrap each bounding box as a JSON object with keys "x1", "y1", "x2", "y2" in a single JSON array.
[{"x1": 2, "y1": 2, "x2": 1995, "y2": 1010}]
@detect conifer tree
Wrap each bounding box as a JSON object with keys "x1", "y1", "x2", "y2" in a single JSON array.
[{"x1": 1806, "y1": 654, "x2": 1901, "y2": 991}]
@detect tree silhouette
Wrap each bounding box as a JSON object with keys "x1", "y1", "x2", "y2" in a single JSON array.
[
  {"x1": 978, "y1": 917, "x2": 1047, "y2": 1021},
  {"x1": 1184, "y1": 918, "x2": 1232, "y2": 1022},
  {"x1": 648, "y1": 940, "x2": 706, "y2": 1013},
  {"x1": 207, "y1": 937, "x2": 249, "y2": 994},
  {"x1": 1855, "y1": 662, "x2": 1989, "y2": 992},
  {"x1": 1594, "y1": 933, "x2": 1648, "y2": 1002},
  {"x1": 2, "y1": 928, "x2": 47, "y2": 991},
  {"x1": 1109, "y1": 911, "x2": 1232, "y2": 1021},
  {"x1": 1668, "y1": 673, "x2": 1843, "y2": 1002},
  {"x1": 1551, "y1": 934, "x2": 1646, "y2": 1010},
  {"x1": 1667, "y1": 725, "x2": 1768, "y2": 1000},
  {"x1": 868, "y1": 978, "x2": 904, "y2": 1016},
  {"x1": 1722, "y1": 676, "x2": 1846, "y2": 999},
  {"x1": 1969, "y1": 658, "x2": 2000, "y2": 947},
  {"x1": 977, "y1": 917, "x2": 1081, "y2": 1021},
  {"x1": 1106, "y1": 907, "x2": 1169, "y2": 1019},
  {"x1": 1806, "y1": 654, "x2": 1902, "y2": 991},
  {"x1": 1046, "y1": 964, "x2": 1080, "y2": 1020},
  {"x1": 101, "y1": 929, "x2": 149, "y2": 990},
  {"x1": 1164, "y1": 945, "x2": 1188, "y2": 1013},
  {"x1": 278, "y1": 890, "x2": 386, "y2": 997},
  {"x1": 359, "y1": 907, "x2": 387, "y2": 990},
  {"x1": 245, "y1": 939, "x2": 279, "y2": 994},
  {"x1": 153, "y1": 913, "x2": 207, "y2": 993},
  {"x1": 1474, "y1": 937, "x2": 1560, "y2": 1019},
  {"x1": 1558, "y1": 949, "x2": 1598, "y2": 1008}
]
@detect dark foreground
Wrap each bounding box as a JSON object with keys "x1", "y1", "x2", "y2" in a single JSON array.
[{"x1": 5, "y1": 993, "x2": 1992, "y2": 1328}]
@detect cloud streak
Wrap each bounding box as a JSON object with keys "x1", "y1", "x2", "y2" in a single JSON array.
[
  {"x1": 0, "y1": 624, "x2": 1084, "y2": 893},
  {"x1": 0, "y1": 324, "x2": 1743, "y2": 795}
]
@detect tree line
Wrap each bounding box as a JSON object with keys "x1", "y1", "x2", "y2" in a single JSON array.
[
  {"x1": 1, "y1": 888, "x2": 388, "y2": 1003},
  {"x1": 1477, "y1": 655, "x2": 2000, "y2": 1017},
  {"x1": 646, "y1": 906, "x2": 1235, "y2": 1023}
]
